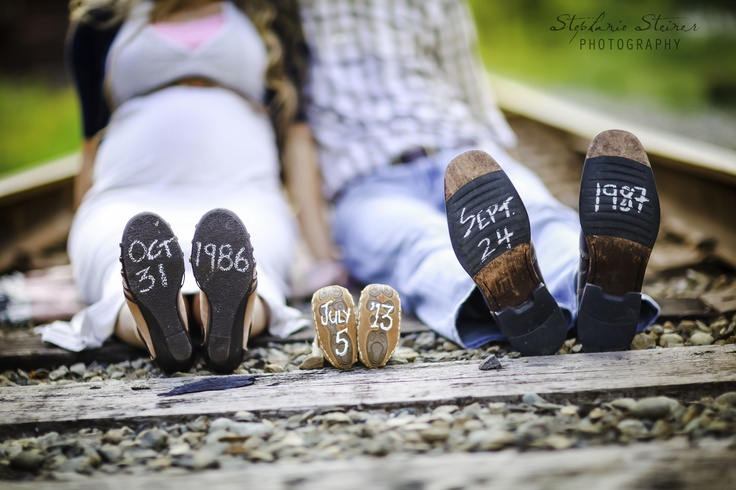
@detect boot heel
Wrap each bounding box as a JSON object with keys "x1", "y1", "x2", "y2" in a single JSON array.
[{"x1": 578, "y1": 284, "x2": 640, "y2": 352}]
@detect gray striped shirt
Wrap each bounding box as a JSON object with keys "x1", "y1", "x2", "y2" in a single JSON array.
[{"x1": 299, "y1": 0, "x2": 516, "y2": 198}]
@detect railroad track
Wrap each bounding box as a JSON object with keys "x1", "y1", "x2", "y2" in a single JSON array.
[{"x1": 1, "y1": 78, "x2": 735, "y2": 489}]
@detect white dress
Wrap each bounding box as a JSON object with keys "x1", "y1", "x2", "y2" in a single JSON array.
[{"x1": 42, "y1": 1, "x2": 308, "y2": 350}]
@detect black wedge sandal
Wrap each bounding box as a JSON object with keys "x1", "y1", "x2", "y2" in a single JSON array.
[
  {"x1": 445, "y1": 150, "x2": 568, "y2": 356},
  {"x1": 191, "y1": 209, "x2": 257, "y2": 373},
  {"x1": 120, "y1": 212, "x2": 195, "y2": 374},
  {"x1": 578, "y1": 129, "x2": 660, "y2": 352}
]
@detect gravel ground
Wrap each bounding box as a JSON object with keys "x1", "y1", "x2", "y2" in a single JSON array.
[
  {"x1": 1, "y1": 390, "x2": 735, "y2": 482},
  {"x1": 1, "y1": 264, "x2": 735, "y2": 482}
]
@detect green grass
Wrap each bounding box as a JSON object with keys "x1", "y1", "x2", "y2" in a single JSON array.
[
  {"x1": 468, "y1": 0, "x2": 736, "y2": 112},
  {"x1": 0, "y1": 78, "x2": 81, "y2": 177}
]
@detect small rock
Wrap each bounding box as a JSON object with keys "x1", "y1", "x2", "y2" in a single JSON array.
[
  {"x1": 479, "y1": 354, "x2": 502, "y2": 371},
  {"x1": 714, "y1": 392, "x2": 736, "y2": 407},
  {"x1": 265, "y1": 364, "x2": 285, "y2": 373},
  {"x1": 228, "y1": 422, "x2": 274, "y2": 438},
  {"x1": 36, "y1": 431, "x2": 60, "y2": 449},
  {"x1": 689, "y1": 331, "x2": 714, "y2": 346},
  {"x1": 167, "y1": 443, "x2": 192, "y2": 456},
  {"x1": 442, "y1": 341, "x2": 460, "y2": 351},
  {"x1": 187, "y1": 416, "x2": 210, "y2": 432},
  {"x1": 610, "y1": 398, "x2": 638, "y2": 412},
  {"x1": 631, "y1": 396, "x2": 680, "y2": 419},
  {"x1": 676, "y1": 320, "x2": 697, "y2": 336},
  {"x1": 299, "y1": 355, "x2": 324, "y2": 370},
  {"x1": 521, "y1": 393, "x2": 548, "y2": 405},
  {"x1": 659, "y1": 333, "x2": 684, "y2": 348},
  {"x1": 631, "y1": 333, "x2": 656, "y2": 350},
  {"x1": 10, "y1": 450, "x2": 44, "y2": 471},
  {"x1": 433, "y1": 405, "x2": 459, "y2": 415},
  {"x1": 321, "y1": 412, "x2": 352, "y2": 425},
  {"x1": 136, "y1": 428, "x2": 169, "y2": 450},
  {"x1": 394, "y1": 347, "x2": 419, "y2": 362},
  {"x1": 471, "y1": 430, "x2": 516, "y2": 451},
  {"x1": 48, "y1": 365, "x2": 70, "y2": 381},
  {"x1": 544, "y1": 434, "x2": 573, "y2": 450},
  {"x1": 617, "y1": 419, "x2": 649, "y2": 438},
  {"x1": 57, "y1": 455, "x2": 94, "y2": 474},
  {"x1": 124, "y1": 447, "x2": 160, "y2": 461},
  {"x1": 248, "y1": 449, "x2": 275, "y2": 462},
  {"x1": 178, "y1": 450, "x2": 220, "y2": 469},
  {"x1": 233, "y1": 411, "x2": 259, "y2": 422},
  {"x1": 210, "y1": 417, "x2": 234, "y2": 432},
  {"x1": 419, "y1": 426, "x2": 450, "y2": 443},
  {"x1": 104, "y1": 427, "x2": 134, "y2": 444},
  {"x1": 387, "y1": 354, "x2": 409, "y2": 365},
  {"x1": 587, "y1": 407, "x2": 606, "y2": 420},
  {"x1": 69, "y1": 363, "x2": 87, "y2": 377},
  {"x1": 98, "y1": 445, "x2": 122, "y2": 462},
  {"x1": 650, "y1": 419, "x2": 672, "y2": 438},
  {"x1": 560, "y1": 406, "x2": 579, "y2": 416}
]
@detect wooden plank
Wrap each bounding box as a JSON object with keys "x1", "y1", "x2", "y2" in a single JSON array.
[
  {"x1": 0, "y1": 315, "x2": 428, "y2": 370},
  {"x1": 3, "y1": 440, "x2": 734, "y2": 490},
  {"x1": 1, "y1": 345, "x2": 734, "y2": 429},
  {"x1": 0, "y1": 334, "x2": 143, "y2": 371},
  {"x1": 0, "y1": 154, "x2": 79, "y2": 205},
  {"x1": 701, "y1": 284, "x2": 736, "y2": 314},
  {"x1": 656, "y1": 297, "x2": 715, "y2": 320}
]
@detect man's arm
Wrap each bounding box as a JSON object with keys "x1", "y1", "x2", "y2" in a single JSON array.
[
  {"x1": 282, "y1": 122, "x2": 341, "y2": 262},
  {"x1": 75, "y1": 136, "x2": 99, "y2": 208}
]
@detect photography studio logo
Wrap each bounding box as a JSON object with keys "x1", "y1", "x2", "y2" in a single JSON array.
[{"x1": 550, "y1": 12, "x2": 698, "y2": 50}]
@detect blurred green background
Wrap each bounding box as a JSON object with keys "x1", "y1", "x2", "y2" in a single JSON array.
[
  {"x1": 0, "y1": 0, "x2": 734, "y2": 178},
  {"x1": 467, "y1": 0, "x2": 736, "y2": 148}
]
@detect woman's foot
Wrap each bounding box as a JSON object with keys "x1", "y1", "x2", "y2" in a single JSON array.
[
  {"x1": 191, "y1": 208, "x2": 257, "y2": 373},
  {"x1": 120, "y1": 212, "x2": 194, "y2": 374}
]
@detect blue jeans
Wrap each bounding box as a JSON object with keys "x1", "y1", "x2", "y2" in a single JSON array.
[{"x1": 333, "y1": 144, "x2": 660, "y2": 348}]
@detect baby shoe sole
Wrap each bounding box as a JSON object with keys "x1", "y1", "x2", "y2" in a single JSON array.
[
  {"x1": 312, "y1": 285, "x2": 358, "y2": 370},
  {"x1": 357, "y1": 284, "x2": 401, "y2": 368}
]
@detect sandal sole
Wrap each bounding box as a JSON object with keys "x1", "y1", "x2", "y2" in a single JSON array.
[
  {"x1": 120, "y1": 212, "x2": 193, "y2": 374},
  {"x1": 191, "y1": 208, "x2": 255, "y2": 373}
]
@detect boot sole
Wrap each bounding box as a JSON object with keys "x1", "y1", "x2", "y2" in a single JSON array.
[
  {"x1": 445, "y1": 150, "x2": 566, "y2": 356},
  {"x1": 578, "y1": 130, "x2": 660, "y2": 352}
]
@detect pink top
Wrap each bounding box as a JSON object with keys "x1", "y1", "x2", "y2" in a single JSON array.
[{"x1": 152, "y1": 12, "x2": 225, "y2": 51}]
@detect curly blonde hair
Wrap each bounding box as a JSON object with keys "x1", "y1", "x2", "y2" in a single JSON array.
[{"x1": 69, "y1": 0, "x2": 302, "y2": 158}]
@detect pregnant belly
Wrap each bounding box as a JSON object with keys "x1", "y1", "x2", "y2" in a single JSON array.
[{"x1": 94, "y1": 86, "x2": 279, "y2": 191}]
